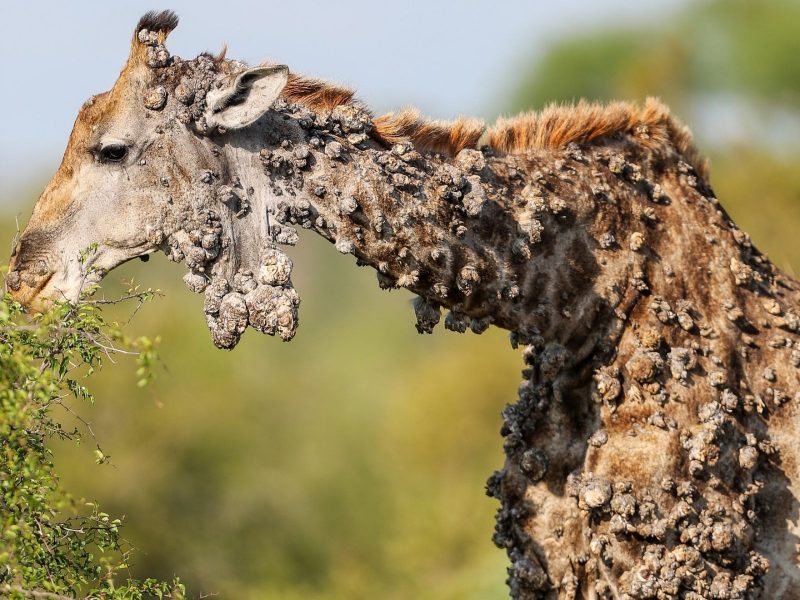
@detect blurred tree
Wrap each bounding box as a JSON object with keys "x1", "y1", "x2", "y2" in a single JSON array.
[{"x1": 510, "y1": 0, "x2": 800, "y2": 112}]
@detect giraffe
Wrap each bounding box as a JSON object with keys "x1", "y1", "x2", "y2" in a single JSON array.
[{"x1": 6, "y1": 11, "x2": 800, "y2": 599}]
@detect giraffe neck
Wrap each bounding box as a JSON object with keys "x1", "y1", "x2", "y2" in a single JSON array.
[{"x1": 242, "y1": 104, "x2": 640, "y2": 349}]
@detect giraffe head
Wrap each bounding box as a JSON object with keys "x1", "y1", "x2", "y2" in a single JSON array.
[{"x1": 6, "y1": 11, "x2": 292, "y2": 329}]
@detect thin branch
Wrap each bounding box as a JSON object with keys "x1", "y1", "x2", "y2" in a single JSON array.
[
  {"x1": 11, "y1": 213, "x2": 21, "y2": 256},
  {"x1": 51, "y1": 398, "x2": 103, "y2": 457},
  {"x1": 0, "y1": 586, "x2": 74, "y2": 600},
  {"x1": 85, "y1": 290, "x2": 162, "y2": 305},
  {"x1": 0, "y1": 325, "x2": 140, "y2": 356}
]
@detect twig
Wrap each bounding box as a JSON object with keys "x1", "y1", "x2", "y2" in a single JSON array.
[
  {"x1": 85, "y1": 290, "x2": 162, "y2": 305},
  {"x1": 11, "y1": 213, "x2": 21, "y2": 255},
  {"x1": 0, "y1": 585, "x2": 74, "y2": 600},
  {"x1": 51, "y1": 398, "x2": 109, "y2": 465}
]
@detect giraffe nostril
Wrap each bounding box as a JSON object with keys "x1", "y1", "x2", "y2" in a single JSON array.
[{"x1": 5, "y1": 270, "x2": 21, "y2": 291}]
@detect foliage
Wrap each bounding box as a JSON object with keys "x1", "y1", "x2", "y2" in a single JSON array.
[{"x1": 0, "y1": 281, "x2": 181, "y2": 599}]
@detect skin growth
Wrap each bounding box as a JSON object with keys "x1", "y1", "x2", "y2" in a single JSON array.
[{"x1": 6, "y1": 11, "x2": 800, "y2": 599}]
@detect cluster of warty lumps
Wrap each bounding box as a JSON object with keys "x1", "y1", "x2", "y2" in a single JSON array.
[
  {"x1": 134, "y1": 32, "x2": 576, "y2": 350},
  {"x1": 137, "y1": 24, "x2": 251, "y2": 133},
  {"x1": 156, "y1": 167, "x2": 300, "y2": 349},
  {"x1": 255, "y1": 100, "x2": 605, "y2": 344},
  {"x1": 222, "y1": 88, "x2": 799, "y2": 594},
  {"x1": 201, "y1": 246, "x2": 299, "y2": 349},
  {"x1": 483, "y1": 136, "x2": 799, "y2": 598},
  {"x1": 132, "y1": 36, "x2": 301, "y2": 349}
]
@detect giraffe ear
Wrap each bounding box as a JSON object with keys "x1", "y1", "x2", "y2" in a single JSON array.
[{"x1": 205, "y1": 65, "x2": 290, "y2": 131}]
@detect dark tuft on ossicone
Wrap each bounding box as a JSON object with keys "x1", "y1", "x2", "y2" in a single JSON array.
[{"x1": 136, "y1": 10, "x2": 179, "y2": 35}]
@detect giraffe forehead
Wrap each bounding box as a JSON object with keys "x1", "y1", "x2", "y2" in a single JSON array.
[{"x1": 69, "y1": 92, "x2": 120, "y2": 148}]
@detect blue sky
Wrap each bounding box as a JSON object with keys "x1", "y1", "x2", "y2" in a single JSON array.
[{"x1": 0, "y1": 0, "x2": 684, "y2": 207}]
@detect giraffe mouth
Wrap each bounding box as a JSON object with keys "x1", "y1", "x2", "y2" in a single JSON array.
[{"x1": 6, "y1": 271, "x2": 55, "y2": 312}]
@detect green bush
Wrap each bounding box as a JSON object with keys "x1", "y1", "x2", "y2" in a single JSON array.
[{"x1": 0, "y1": 281, "x2": 182, "y2": 599}]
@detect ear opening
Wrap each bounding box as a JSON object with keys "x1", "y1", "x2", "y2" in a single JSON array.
[{"x1": 205, "y1": 65, "x2": 290, "y2": 131}]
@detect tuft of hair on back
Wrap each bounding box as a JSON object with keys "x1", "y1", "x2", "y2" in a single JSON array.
[
  {"x1": 486, "y1": 100, "x2": 639, "y2": 153},
  {"x1": 373, "y1": 109, "x2": 485, "y2": 156},
  {"x1": 214, "y1": 44, "x2": 228, "y2": 67},
  {"x1": 136, "y1": 10, "x2": 179, "y2": 36},
  {"x1": 485, "y1": 97, "x2": 707, "y2": 179}
]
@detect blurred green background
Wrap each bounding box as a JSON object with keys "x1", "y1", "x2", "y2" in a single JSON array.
[{"x1": 2, "y1": 1, "x2": 799, "y2": 598}]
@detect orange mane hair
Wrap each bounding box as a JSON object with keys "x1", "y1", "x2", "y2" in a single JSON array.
[
  {"x1": 275, "y1": 72, "x2": 705, "y2": 176},
  {"x1": 372, "y1": 108, "x2": 486, "y2": 156},
  {"x1": 276, "y1": 74, "x2": 484, "y2": 156},
  {"x1": 485, "y1": 97, "x2": 707, "y2": 177},
  {"x1": 281, "y1": 73, "x2": 356, "y2": 114}
]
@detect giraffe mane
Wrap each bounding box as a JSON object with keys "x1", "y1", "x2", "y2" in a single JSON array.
[
  {"x1": 372, "y1": 109, "x2": 486, "y2": 156},
  {"x1": 275, "y1": 74, "x2": 484, "y2": 156},
  {"x1": 272, "y1": 70, "x2": 706, "y2": 177},
  {"x1": 484, "y1": 97, "x2": 708, "y2": 178},
  {"x1": 281, "y1": 73, "x2": 356, "y2": 114}
]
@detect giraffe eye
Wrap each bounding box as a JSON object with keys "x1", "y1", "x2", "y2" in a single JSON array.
[{"x1": 98, "y1": 143, "x2": 128, "y2": 164}]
